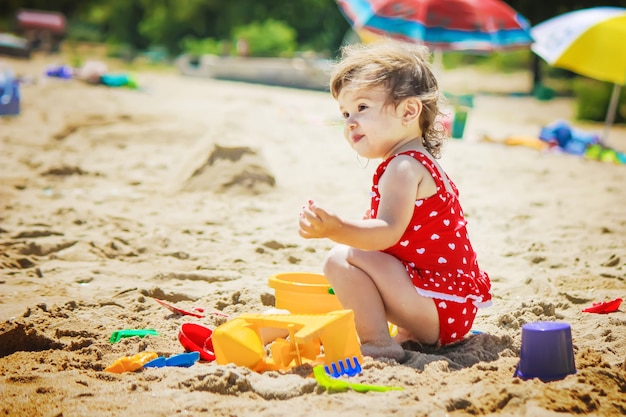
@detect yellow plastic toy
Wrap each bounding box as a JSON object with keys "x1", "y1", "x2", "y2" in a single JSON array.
[
  {"x1": 104, "y1": 351, "x2": 158, "y2": 373},
  {"x1": 212, "y1": 309, "x2": 362, "y2": 373},
  {"x1": 268, "y1": 272, "x2": 342, "y2": 314}
]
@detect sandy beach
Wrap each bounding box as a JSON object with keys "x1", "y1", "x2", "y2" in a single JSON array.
[{"x1": 1, "y1": 53, "x2": 625, "y2": 417}]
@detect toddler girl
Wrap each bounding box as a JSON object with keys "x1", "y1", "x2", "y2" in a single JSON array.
[{"x1": 299, "y1": 41, "x2": 491, "y2": 361}]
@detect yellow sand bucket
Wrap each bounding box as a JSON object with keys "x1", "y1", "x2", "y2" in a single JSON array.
[{"x1": 268, "y1": 272, "x2": 343, "y2": 314}]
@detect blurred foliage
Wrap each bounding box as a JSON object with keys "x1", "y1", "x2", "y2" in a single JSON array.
[
  {"x1": 232, "y1": 20, "x2": 297, "y2": 57},
  {"x1": 573, "y1": 78, "x2": 626, "y2": 123},
  {"x1": 2, "y1": 0, "x2": 625, "y2": 59},
  {"x1": 0, "y1": 0, "x2": 350, "y2": 57},
  {"x1": 443, "y1": 49, "x2": 532, "y2": 73},
  {"x1": 179, "y1": 36, "x2": 226, "y2": 57},
  {"x1": 476, "y1": 49, "x2": 533, "y2": 73}
]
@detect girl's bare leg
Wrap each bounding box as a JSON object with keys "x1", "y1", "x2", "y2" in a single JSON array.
[{"x1": 323, "y1": 244, "x2": 439, "y2": 361}]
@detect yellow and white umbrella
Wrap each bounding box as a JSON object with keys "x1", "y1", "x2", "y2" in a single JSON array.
[{"x1": 531, "y1": 7, "x2": 626, "y2": 140}]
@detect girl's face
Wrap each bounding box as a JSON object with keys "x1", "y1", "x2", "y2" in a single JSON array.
[{"x1": 337, "y1": 84, "x2": 416, "y2": 159}]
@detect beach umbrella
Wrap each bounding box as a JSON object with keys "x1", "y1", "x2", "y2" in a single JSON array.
[
  {"x1": 530, "y1": 7, "x2": 626, "y2": 141},
  {"x1": 335, "y1": 0, "x2": 533, "y2": 54}
]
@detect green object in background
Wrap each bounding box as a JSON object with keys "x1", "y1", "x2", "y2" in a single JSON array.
[
  {"x1": 451, "y1": 110, "x2": 468, "y2": 139},
  {"x1": 444, "y1": 92, "x2": 474, "y2": 109},
  {"x1": 109, "y1": 328, "x2": 159, "y2": 343},
  {"x1": 100, "y1": 73, "x2": 139, "y2": 89},
  {"x1": 454, "y1": 94, "x2": 474, "y2": 108},
  {"x1": 445, "y1": 92, "x2": 473, "y2": 140},
  {"x1": 313, "y1": 365, "x2": 403, "y2": 393},
  {"x1": 534, "y1": 83, "x2": 556, "y2": 101}
]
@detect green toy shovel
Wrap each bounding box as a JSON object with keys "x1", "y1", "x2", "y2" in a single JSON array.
[{"x1": 313, "y1": 365, "x2": 404, "y2": 393}]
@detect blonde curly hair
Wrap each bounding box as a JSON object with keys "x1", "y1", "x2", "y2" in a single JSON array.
[{"x1": 330, "y1": 40, "x2": 446, "y2": 158}]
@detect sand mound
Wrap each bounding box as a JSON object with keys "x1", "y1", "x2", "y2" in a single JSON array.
[{"x1": 182, "y1": 145, "x2": 275, "y2": 194}]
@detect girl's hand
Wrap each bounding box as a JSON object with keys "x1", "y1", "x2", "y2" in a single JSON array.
[{"x1": 298, "y1": 200, "x2": 341, "y2": 239}]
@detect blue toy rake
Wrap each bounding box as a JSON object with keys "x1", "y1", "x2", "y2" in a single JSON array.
[{"x1": 324, "y1": 356, "x2": 362, "y2": 377}]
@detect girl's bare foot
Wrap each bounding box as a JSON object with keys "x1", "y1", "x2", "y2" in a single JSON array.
[{"x1": 360, "y1": 341, "x2": 406, "y2": 362}]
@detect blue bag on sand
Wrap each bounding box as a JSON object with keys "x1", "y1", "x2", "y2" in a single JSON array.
[
  {"x1": 563, "y1": 131, "x2": 599, "y2": 155},
  {"x1": 0, "y1": 68, "x2": 20, "y2": 116},
  {"x1": 539, "y1": 120, "x2": 599, "y2": 155},
  {"x1": 539, "y1": 120, "x2": 571, "y2": 148}
]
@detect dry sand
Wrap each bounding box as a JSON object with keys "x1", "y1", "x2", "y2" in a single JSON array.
[{"x1": 1, "y1": 54, "x2": 625, "y2": 417}]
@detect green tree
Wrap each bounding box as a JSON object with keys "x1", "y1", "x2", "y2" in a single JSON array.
[
  {"x1": 232, "y1": 19, "x2": 297, "y2": 57},
  {"x1": 5, "y1": 0, "x2": 626, "y2": 58}
]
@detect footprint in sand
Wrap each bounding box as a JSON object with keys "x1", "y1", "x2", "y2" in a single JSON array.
[
  {"x1": 40, "y1": 165, "x2": 86, "y2": 176},
  {"x1": 51, "y1": 114, "x2": 140, "y2": 141}
]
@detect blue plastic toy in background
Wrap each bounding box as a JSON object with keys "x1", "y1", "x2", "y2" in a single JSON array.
[
  {"x1": 100, "y1": 73, "x2": 138, "y2": 89},
  {"x1": 539, "y1": 120, "x2": 599, "y2": 155},
  {"x1": 45, "y1": 64, "x2": 73, "y2": 79},
  {"x1": 0, "y1": 67, "x2": 20, "y2": 116}
]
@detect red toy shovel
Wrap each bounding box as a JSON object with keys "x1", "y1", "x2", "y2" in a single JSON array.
[
  {"x1": 582, "y1": 298, "x2": 622, "y2": 314},
  {"x1": 155, "y1": 298, "x2": 205, "y2": 318}
]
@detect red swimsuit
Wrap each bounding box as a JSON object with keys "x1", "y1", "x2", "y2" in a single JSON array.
[{"x1": 371, "y1": 151, "x2": 492, "y2": 345}]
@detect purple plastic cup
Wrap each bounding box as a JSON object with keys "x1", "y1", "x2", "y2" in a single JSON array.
[{"x1": 514, "y1": 321, "x2": 576, "y2": 382}]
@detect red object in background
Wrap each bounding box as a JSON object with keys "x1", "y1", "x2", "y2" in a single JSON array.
[
  {"x1": 178, "y1": 323, "x2": 215, "y2": 361},
  {"x1": 337, "y1": 0, "x2": 533, "y2": 52},
  {"x1": 16, "y1": 9, "x2": 66, "y2": 35},
  {"x1": 582, "y1": 298, "x2": 622, "y2": 314},
  {"x1": 155, "y1": 298, "x2": 205, "y2": 318}
]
